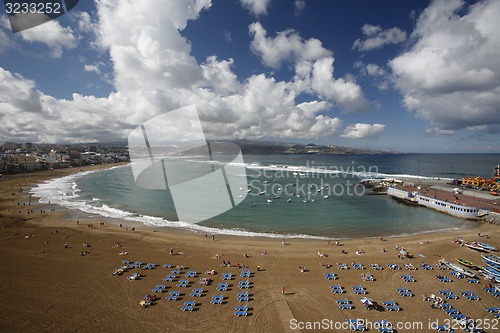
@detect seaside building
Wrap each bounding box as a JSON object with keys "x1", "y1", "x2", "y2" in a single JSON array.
[{"x1": 11, "y1": 154, "x2": 40, "y2": 171}]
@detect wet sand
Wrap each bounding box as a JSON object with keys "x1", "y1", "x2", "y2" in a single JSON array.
[{"x1": 0, "y1": 166, "x2": 499, "y2": 332}]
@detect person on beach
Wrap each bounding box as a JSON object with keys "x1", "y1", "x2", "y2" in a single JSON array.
[
  {"x1": 169, "y1": 248, "x2": 173, "y2": 255},
  {"x1": 281, "y1": 286, "x2": 285, "y2": 294}
]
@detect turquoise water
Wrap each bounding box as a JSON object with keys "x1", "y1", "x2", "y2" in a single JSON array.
[{"x1": 38, "y1": 154, "x2": 500, "y2": 238}]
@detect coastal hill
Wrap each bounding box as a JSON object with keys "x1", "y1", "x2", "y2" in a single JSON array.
[{"x1": 208, "y1": 139, "x2": 394, "y2": 155}]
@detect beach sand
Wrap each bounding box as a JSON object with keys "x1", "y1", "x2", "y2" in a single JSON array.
[{"x1": 0, "y1": 166, "x2": 499, "y2": 332}]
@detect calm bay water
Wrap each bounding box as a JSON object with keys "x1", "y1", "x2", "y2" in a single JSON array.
[{"x1": 37, "y1": 154, "x2": 500, "y2": 238}]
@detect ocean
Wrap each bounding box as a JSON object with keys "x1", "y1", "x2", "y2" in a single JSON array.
[{"x1": 31, "y1": 154, "x2": 500, "y2": 239}]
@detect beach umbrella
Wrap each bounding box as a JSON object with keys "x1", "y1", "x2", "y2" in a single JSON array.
[{"x1": 360, "y1": 297, "x2": 373, "y2": 306}]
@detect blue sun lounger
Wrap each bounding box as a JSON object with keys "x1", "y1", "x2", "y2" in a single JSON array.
[
  {"x1": 420, "y1": 263, "x2": 432, "y2": 270},
  {"x1": 240, "y1": 270, "x2": 251, "y2": 278},
  {"x1": 387, "y1": 264, "x2": 400, "y2": 270},
  {"x1": 176, "y1": 279, "x2": 189, "y2": 287},
  {"x1": 374, "y1": 320, "x2": 393, "y2": 332},
  {"x1": 444, "y1": 308, "x2": 459, "y2": 316},
  {"x1": 238, "y1": 280, "x2": 250, "y2": 289},
  {"x1": 352, "y1": 262, "x2": 364, "y2": 270},
  {"x1": 221, "y1": 273, "x2": 232, "y2": 280},
  {"x1": 190, "y1": 288, "x2": 203, "y2": 297},
  {"x1": 234, "y1": 310, "x2": 248, "y2": 316},
  {"x1": 216, "y1": 282, "x2": 228, "y2": 291},
  {"x1": 386, "y1": 304, "x2": 400, "y2": 311},
  {"x1": 185, "y1": 271, "x2": 197, "y2": 278},
  {"x1": 181, "y1": 300, "x2": 195, "y2": 311},
  {"x1": 166, "y1": 291, "x2": 179, "y2": 301},
  {"x1": 324, "y1": 272, "x2": 336, "y2": 280},
  {"x1": 346, "y1": 319, "x2": 364, "y2": 331},
  {"x1": 436, "y1": 276, "x2": 452, "y2": 282},
  {"x1": 352, "y1": 286, "x2": 366, "y2": 295},
  {"x1": 338, "y1": 303, "x2": 352, "y2": 310},
  {"x1": 396, "y1": 288, "x2": 412, "y2": 297},
  {"x1": 337, "y1": 263, "x2": 348, "y2": 270},
  {"x1": 370, "y1": 263, "x2": 383, "y2": 270},
  {"x1": 484, "y1": 306, "x2": 500, "y2": 313},
  {"x1": 210, "y1": 295, "x2": 223, "y2": 305},
  {"x1": 330, "y1": 285, "x2": 343, "y2": 293},
  {"x1": 401, "y1": 274, "x2": 415, "y2": 282},
  {"x1": 235, "y1": 305, "x2": 248, "y2": 311}
]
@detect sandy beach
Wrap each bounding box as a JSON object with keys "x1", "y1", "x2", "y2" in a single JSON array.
[{"x1": 1, "y1": 166, "x2": 499, "y2": 333}]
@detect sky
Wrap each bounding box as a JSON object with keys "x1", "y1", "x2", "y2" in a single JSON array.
[{"x1": 0, "y1": 0, "x2": 499, "y2": 153}]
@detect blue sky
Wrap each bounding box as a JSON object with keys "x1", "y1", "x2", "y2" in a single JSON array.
[{"x1": 0, "y1": 0, "x2": 499, "y2": 152}]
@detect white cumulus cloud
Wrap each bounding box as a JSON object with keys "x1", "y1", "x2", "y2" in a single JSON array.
[
  {"x1": 239, "y1": 0, "x2": 271, "y2": 16},
  {"x1": 294, "y1": 0, "x2": 306, "y2": 15},
  {"x1": 249, "y1": 22, "x2": 332, "y2": 68},
  {"x1": 18, "y1": 18, "x2": 77, "y2": 57},
  {"x1": 2, "y1": 0, "x2": 367, "y2": 143},
  {"x1": 341, "y1": 123, "x2": 386, "y2": 139},
  {"x1": 353, "y1": 24, "x2": 406, "y2": 51},
  {"x1": 389, "y1": 0, "x2": 500, "y2": 134}
]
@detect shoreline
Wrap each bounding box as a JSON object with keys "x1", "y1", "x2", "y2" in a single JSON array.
[
  {"x1": 1, "y1": 165, "x2": 499, "y2": 332},
  {"x1": 27, "y1": 164, "x2": 477, "y2": 241}
]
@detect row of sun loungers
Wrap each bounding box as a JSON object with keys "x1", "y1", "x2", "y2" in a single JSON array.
[
  {"x1": 361, "y1": 273, "x2": 374, "y2": 281},
  {"x1": 395, "y1": 287, "x2": 412, "y2": 297},
  {"x1": 351, "y1": 286, "x2": 366, "y2": 295},
  {"x1": 238, "y1": 280, "x2": 251, "y2": 289},
  {"x1": 401, "y1": 274, "x2": 415, "y2": 282},
  {"x1": 381, "y1": 300, "x2": 400, "y2": 312},
  {"x1": 484, "y1": 306, "x2": 500, "y2": 319},
  {"x1": 435, "y1": 275, "x2": 452, "y2": 283},
  {"x1": 336, "y1": 298, "x2": 352, "y2": 310},
  {"x1": 234, "y1": 305, "x2": 249, "y2": 316},
  {"x1": 352, "y1": 262, "x2": 364, "y2": 270},
  {"x1": 483, "y1": 287, "x2": 500, "y2": 297},
  {"x1": 181, "y1": 300, "x2": 196, "y2": 311},
  {"x1": 176, "y1": 279, "x2": 190, "y2": 288},
  {"x1": 126, "y1": 259, "x2": 254, "y2": 314}
]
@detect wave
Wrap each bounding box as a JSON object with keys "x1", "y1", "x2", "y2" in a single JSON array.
[
  {"x1": 29, "y1": 161, "x2": 452, "y2": 240},
  {"x1": 29, "y1": 167, "x2": 329, "y2": 240}
]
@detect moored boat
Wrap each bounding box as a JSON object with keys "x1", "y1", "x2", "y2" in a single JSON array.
[
  {"x1": 463, "y1": 241, "x2": 490, "y2": 252},
  {"x1": 482, "y1": 266, "x2": 500, "y2": 280},
  {"x1": 440, "y1": 259, "x2": 476, "y2": 278},
  {"x1": 482, "y1": 254, "x2": 500, "y2": 270},
  {"x1": 455, "y1": 257, "x2": 479, "y2": 269},
  {"x1": 476, "y1": 242, "x2": 498, "y2": 252}
]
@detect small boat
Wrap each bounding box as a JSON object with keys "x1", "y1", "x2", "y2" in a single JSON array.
[
  {"x1": 287, "y1": 198, "x2": 291, "y2": 203},
  {"x1": 273, "y1": 195, "x2": 281, "y2": 199},
  {"x1": 480, "y1": 269, "x2": 500, "y2": 283},
  {"x1": 482, "y1": 254, "x2": 500, "y2": 270},
  {"x1": 463, "y1": 241, "x2": 490, "y2": 252},
  {"x1": 440, "y1": 259, "x2": 476, "y2": 278},
  {"x1": 323, "y1": 195, "x2": 329, "y2": 199},
  {"x1": 246, "y1": 189, "x2": 251, "y2": 193},
  {"x1": 482, "y1": 266, "x2": 500, "y2": 279},
  {"x1": 259, "y1": 191, "x2": 266, "y2": 195},
  {"x1": 250, "y1": 203, "x2": 256, "y2": 207},
  {"x1": 477, "y1": 242, "x2": 497, "y2": 252},
  {"x1": 455, "y1": 257, "x2": 479, "y2": 269},
  {"x1": 266, "y1": 199, "x2": 272, "y2": 204}
]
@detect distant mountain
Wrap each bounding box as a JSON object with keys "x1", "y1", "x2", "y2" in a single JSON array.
[{"x1": 208, "y1": 139, "x2": 395, "y2": 155}]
